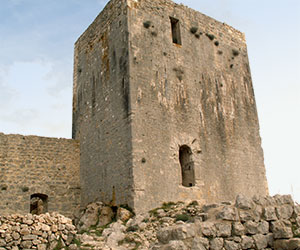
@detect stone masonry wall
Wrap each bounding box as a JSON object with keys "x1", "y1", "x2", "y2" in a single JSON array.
[
  {"x1": 152, "y1": 194, "x2": 300, "y2": 249},
  {"x1": 72, "y1": 0, "x2": 134, "y2": 208},
  {"x1": 0, "y1": 133, "x2": 80, "y2": 217},
  {"x1": 127, "y1": 0, "x2": 268, "y2": 212},
  {"x1": 0, "y1": 194, "x2": 299, "y2": 249},
  {"x1": 75, "y1": 194, "x2": 300, "y2": 249}
]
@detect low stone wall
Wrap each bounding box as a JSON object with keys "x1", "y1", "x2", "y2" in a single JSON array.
[
  {"x1": 0, "y1": 194, "x2": 299, "y2": 249},
  {"x1": 152, "y1": 194, "x2": 300, "y2": 249},
  {"x1": 0, "y1": 213, "x2": 77, "y2": 250},
  {"x1": 0, "y1": 133, "x2": 80, "y2": 217}
]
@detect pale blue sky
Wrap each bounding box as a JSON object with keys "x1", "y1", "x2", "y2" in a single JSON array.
[{"x1": 0, "y1": 0, "x2": 299, "y2": 202}]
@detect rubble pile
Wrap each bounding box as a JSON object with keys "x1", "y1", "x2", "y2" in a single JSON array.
[
  {"x1": 0, "y1": 213, "x2": 77, "y2": 250},
  {"x1": 76, "y1": 195, "x2": 300, "y2": 250},
  {"x1": 1, "y1": 194, "x2": 300, "y2": 249}
]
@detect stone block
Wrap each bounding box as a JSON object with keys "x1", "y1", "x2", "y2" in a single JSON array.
[
  {"x1": 199, "y1": 222, "x2": 216, "y2": 237},
  {"x1": 210, "y1": 238, "x2": 223, "y2": 250},
  {"x1": 276, "y1": 205, "x2": 294, "y2": 220},
  {"x1": 215, "y1": 222, "x2": 231, "y2": 237},
  {"x1": 224, "y1": 240, "x2": 240, "y2": 250},
  {"x1": 217, "y1": 207, "x2": 238, "y2": 221},
  {"x1": 257, "y1": 220, "x2": 269, "y2": 235},
  {"x1": 235, "y1": 194, "x2": 253, "y2": 210},
  {"x1": 232, "y1": 222, "x2": 245, "y2": 236},
  {"x1": 263, "y1": 206, "x2": 277, "y2": 221},
  {"x1": 191, "y1": 237, "x2": 209, "y2": 250},
  {"x1": 271, "y1": 220, "x2": 293, "y2": 239},
  {"x1": 241, "y1": 235, "x2": 254, "y2": 249},
  {"x1": 244, "y1": 220, "x2": 259, "y2": 235},
  {"x1": 252, "y1": 234, "x2": 268, "y2": 249}
]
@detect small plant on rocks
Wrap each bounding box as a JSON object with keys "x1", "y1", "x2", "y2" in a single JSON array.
[
  {"x1": 190, "y1": 27, "x2": 198, "y2": 34},
  {"x1": 175, "y1": 213, "x2": 191, "y2": 222},
  {"x1": 206, "y1": 33, "x2": 215, "y2": 40},
  {"x1": 143, "y1": 21, "x2": 151, "y2": 29}
]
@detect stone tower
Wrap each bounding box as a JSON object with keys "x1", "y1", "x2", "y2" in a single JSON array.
[{"x1": 72, "y1": 0, "x2": 268, "y2": 212}]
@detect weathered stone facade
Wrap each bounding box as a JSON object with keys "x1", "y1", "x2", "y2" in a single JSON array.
[
  {"x1": 0, "y1": 0, "x2": 269, "y2": 216},
  {"x1": 0, "y1": 133, "x2": 80, "y2": 217},
  {"x1": 73, "y1": 0, "x2": 268, "y2": 213}
]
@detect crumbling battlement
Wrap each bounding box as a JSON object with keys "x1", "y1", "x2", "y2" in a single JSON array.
[{"x1": 0, "y1": 133, "x2": 80, "y2": 217}]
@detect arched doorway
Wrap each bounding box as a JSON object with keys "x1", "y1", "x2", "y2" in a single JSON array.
[
  {"x1": 179, "y1": 145, "x2": 195, "y2": 187},
  {"x1": 30, "y1": 193, "x2": 48, "y2": 215}
]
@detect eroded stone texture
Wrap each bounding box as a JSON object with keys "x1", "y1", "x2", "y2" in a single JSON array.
[
  {"x1": 0, "y1": 133, "x2": 80, "y2": 217},
  {"x1": 72, "y1": 0, "x2": 268, "y2": 213}
]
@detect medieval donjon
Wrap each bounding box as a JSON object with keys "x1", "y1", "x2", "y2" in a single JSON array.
[{"x1": 0, "y1": 0, "x2": 268, "y2": 217}]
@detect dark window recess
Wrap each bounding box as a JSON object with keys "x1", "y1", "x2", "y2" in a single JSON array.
[
  {"x1": 30, "y1": 193, "x2": 48, "y2": 215},
  {"x1": 179, "y1": 145, "x2": 195, "y2": 187},
  {"x1": 170, "y1": 17, "x2": 182, "y2": 45}
]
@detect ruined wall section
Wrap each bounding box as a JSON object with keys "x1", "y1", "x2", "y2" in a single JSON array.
[
  {"x1": 73, "y1": 0, "x2": 133, "y2": 208},
  {"x1": 0, "y1": 133, "x2": 80, "y2": 217},
  {"x1": 127, "y1": 0, "x2": 268, "y2": 212}
]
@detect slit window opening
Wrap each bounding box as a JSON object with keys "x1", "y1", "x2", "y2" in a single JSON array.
[{"x1": 170, "y1": 17, "x2": 182, "y2": 45}]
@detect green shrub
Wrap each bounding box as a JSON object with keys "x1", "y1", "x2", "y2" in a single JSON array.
[
  {"x1": 232, "y1": 49, "x2": 239, "y2": 56},
  {"x1": 190, "y1": 27, "x2": 198, "y2": 34},
  {"x1": 175, "y1": 213, "x2": 190, "y2": 222},
  {"x1": 143, "y1": 21, "x2": 151, "y2": 29},
  {"x1": 206, "y1": 33, "x2": 215, "y2": 40},
  {"x1": 188, "y1": 200, "x2": 199, "y2": 206},
  {"x1": 126, "y1": 225, "x2": 139, "y2": 232},
  {"x1": 162, "y1": 202, "x2": 176, "y2": 211}
]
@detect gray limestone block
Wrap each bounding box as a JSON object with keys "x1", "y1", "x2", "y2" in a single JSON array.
[
  {"x1": 271, "y1": 220, "x2": 293, "y2": 239},
  {"x1": 235, "y1": 194, "x2": 253, "y2": 210},
  {"x1": 157, "y1": 228, "x2": 173, "y2": 244},
  {"x1": 171, "y1": 224, "x2": 196, "y2": 241},
  {"x1": 239, "y1": 210, "x2": 254, "y2": 222},
  {"x1": 273, "y1": 194, "x2": 294, "y2": 205},
  {"x1": 215, "y1": 222, "x2": 232, "y2": 237},
  {"x1": 241, "y1": 235, "x2": 254, "y2": 249},
  {"x1": 244, "y1": 221, "x2": 259, "y2": 235},
  {"x1": 274, "y1": 238, "x2": 300, "y2": 250},
  {"x1": 294, "y1": 204, "x2": 300, "y2": 216},
  {"x1": 252, "y1": 234, "x2": 268, "y2": 249},
  {"x1": 232, "y1": 222, "x2": 245, "y2": 236},
  {"x1": 252, "y1": 196, "x2": 276, "y2": 206},
  {"x1": 275, "y1": 205, "x2": 294, "y2": 220},
  {"x1": 257, "y1": 220, "x2": 269, "y2": 235},
  {"x1": 253, "y1": 205, "x2": 263, "y2": 221},
  {"x1": 199, "y1": 222, "x2": 216, "y2": 237},
  {"x1": 210, "y1": 237, "x2": 224, "y2": 250},
  {"x1": 165, "y1": 240, "x2": 187, "y2": 250},
  {"x1": 191, "y1": 237, "x2": 209, "y2": 250},
  {"x1": 224, "y1": 240, "x2": 240, "y2": 250},
  {"x1": 217, "y1": 207, "x2": 238, "y2": 221},
  {"x1": 263, "y1": 206, "x2": 277, "y2": 221}
]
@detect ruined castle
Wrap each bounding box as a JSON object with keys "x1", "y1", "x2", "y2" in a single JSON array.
[{"x1": 0, "y1": 0, "x2": 268, "y2": 217}]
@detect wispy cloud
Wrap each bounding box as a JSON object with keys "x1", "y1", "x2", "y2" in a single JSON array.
[{"x1": 44, "y1": 60, "x2": 73, "y2": 98}]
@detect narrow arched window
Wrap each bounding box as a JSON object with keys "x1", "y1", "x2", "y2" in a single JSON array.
[
  {"x1": 30, "y1": 193, "x2": 48, "y2": 215},
  {"x1": 179, "y1": 145, "x2": 195, "y2": 187}
]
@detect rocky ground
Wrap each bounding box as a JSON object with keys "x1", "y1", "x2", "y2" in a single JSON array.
[{"x1": 1, "y1": 194, "x2": 300, "y2": 249}]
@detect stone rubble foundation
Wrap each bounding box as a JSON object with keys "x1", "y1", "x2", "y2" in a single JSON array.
[
  {"x1": 1, "y1": 194, "x2": 300, "y2": 249},
  {"x1": 0, "y1": 213, "x2": 76, "y2": 250}
]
